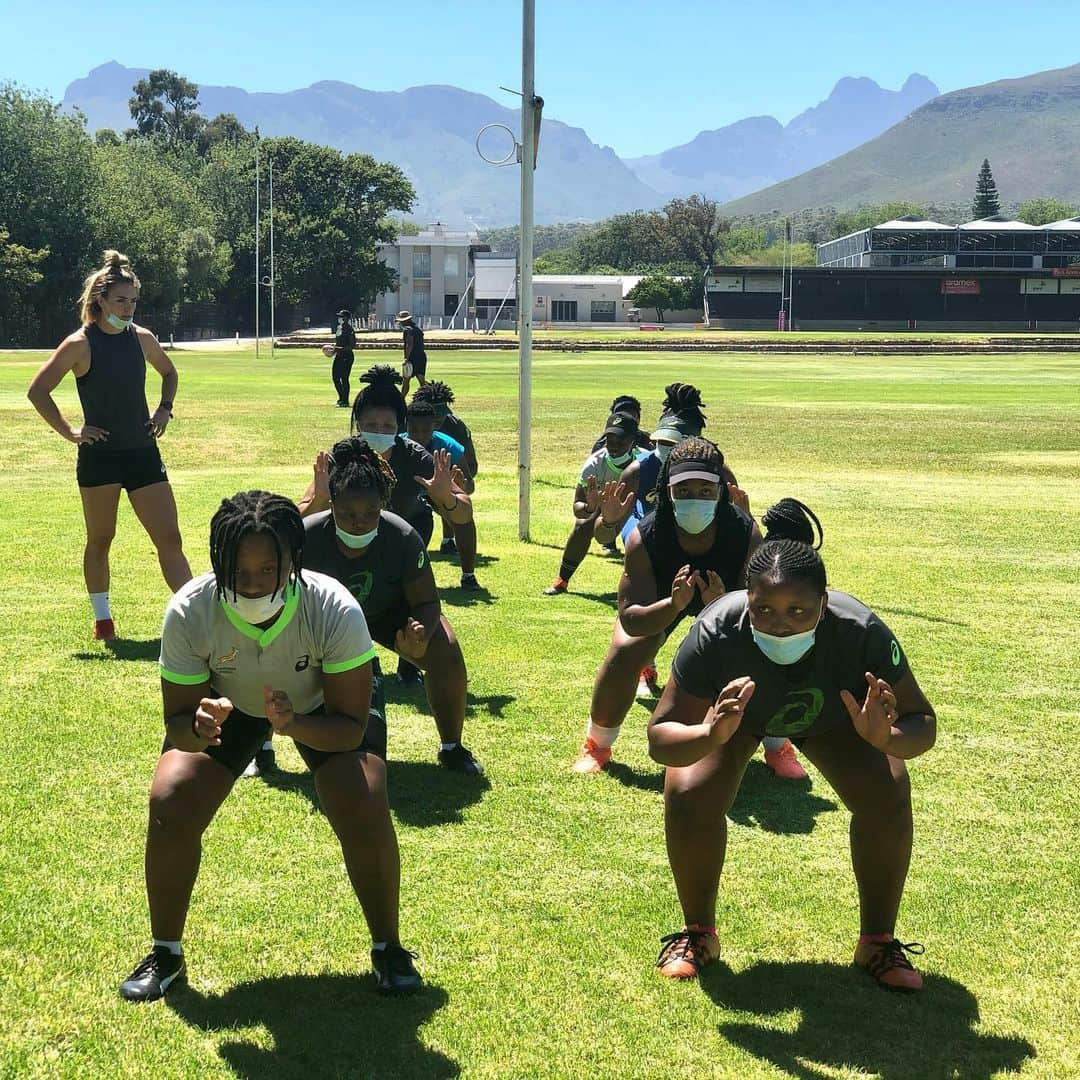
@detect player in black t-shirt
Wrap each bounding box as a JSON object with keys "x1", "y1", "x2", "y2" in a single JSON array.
[
  {"x1": 331, "y1": 309, "x2": 357, "y2": 407},
  {"x1": 303, "y1": 437, "x2": 482, "y2": 775},
  {"x1": 572, "y1": 437, "x2": 765, "y2": 774},
  {"x1": 648, "y1": 538, "x2": 937, "y2": 990},
  {"x1": 396, "y1": 311, "x2": 428, "y2": 397}
]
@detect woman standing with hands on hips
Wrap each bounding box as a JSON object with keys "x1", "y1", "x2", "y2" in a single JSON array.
[
  {"x1": 27, "y1": 250, "x2": 191, "y2": 639},
  {"x1": 649, "y1": 537, "x2": 936, "y2": 990}
]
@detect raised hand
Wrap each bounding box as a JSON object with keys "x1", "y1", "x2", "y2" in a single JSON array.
[
  {"x1": 727, "y1": 481, "x2": 750, "y2": 514},
  {"x1": 698, "y1": 569, "x2": 726, "y2": 607},
  {"x1": 194, "y1": 696, "x2": 233, "y2": 745},
  {"x1": 312, "y1": 450, "x2": 331, "y2": 503},
  {"x1": 842, "y1": 673, "x2": 899, "y2": 753},
  {"x1": 263, "y1": 686, "x2": 295, "y2": 734},
  {"x1": 417, "y1": 449, "x2": 456, "y2": 511},
  {"x1": 583, "y1": 475, "x2": 601, "y2": 515},
  {"x1": 671, "y1": 564, "x2": 697, "y2": 612},
  {"x1": 599, "y1": 480, "x2": 634, "y2": 527},
  {"x1": 68, "y1": 424, "x2": 110, "y2": 445},
  {"x1": 395, "y1": 618, "x2": 429, "y2": 660},
  {"x1": 706, "y1": 677, "x2": 756, "y2": 745}
]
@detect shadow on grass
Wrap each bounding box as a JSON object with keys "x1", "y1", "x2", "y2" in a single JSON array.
[
  {"x1": 877, "y1": 605, "x2": 968, "y2": 628},
  {"x1": 439, "y1": 584, "x2": 497, "y2": 607},
  {"x1": 728, "y1": 760, "x2": 837, "y2": 836},
  {"x1": 428, "y1": 550, "x2": 500, "y2": 569},
  {"x1": 698, "y1": 959, "x2": 1034, "y2": 1080},
  {"x1": 168, "y1": 973, "x2": 457, "y2": 1079},
  {"x1": 72, "y1": 637, "x2": 161, "y2": 662},
  {"x1": 386, "y1": 759, "x2": 490, "y2": 827},
  {"x1": 382, "y1": 675, "x2": 515, "y2": 720}
]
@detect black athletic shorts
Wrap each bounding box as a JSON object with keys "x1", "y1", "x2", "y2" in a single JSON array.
[
  {"x1": 77, "y1": 443, "x2": 168, "y2": 491},
  {"x1": 408, "y1": 352, "x2": 428, "y2": 379},
  {"x1": 160, "y1": 672, "x2": 388, "y2": 777}
]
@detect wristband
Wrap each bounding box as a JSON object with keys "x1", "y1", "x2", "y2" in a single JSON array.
[{"x1": 159, "y1": 401, "x2": 173, "y2": 415}]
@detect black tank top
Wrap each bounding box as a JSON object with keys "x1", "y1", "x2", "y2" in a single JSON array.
[
  {"x1": 76, "y1": 325, "x2": 154, "y2": 451},
  {"x1": 638, "y1": 502, "x2": 754, "y2": 618}
]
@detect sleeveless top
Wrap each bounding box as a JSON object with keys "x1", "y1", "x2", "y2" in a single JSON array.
[
  {"x1": 637, "y1": 502, "x2": 755, "y2": 619},
  {"x1": 76, "y1": 325, "x2": 154, "y2": 452}
]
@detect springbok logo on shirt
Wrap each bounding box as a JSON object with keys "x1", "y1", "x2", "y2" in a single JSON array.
[{"x1": 765, "y1": 688, "x2": 824, "y2": 737}]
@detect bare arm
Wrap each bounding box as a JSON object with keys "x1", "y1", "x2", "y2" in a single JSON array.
[
  {"x1": 402, "y1": 560, "x2": 442, "y2": 643},
  {"x1": 648, "y1": 676, "x2": 756, "y2": 767},
  {"x1": 26, "y1": 334, "x2": 106, "y2": 444},
  {"x1": 266, "y1": 665, "x2": 372, "y2": 752},
  {"x1": 594, "y1": 462, "x2": 640, "y2": 544},
  {"x1": 139, "y1": 326, "x2": 178, "y2": 437},
  {"x1": 161, "y1": 677, "x2": 220, "y2": 753},
  {"x1": 617, "y1": 530, "x2": 695, "y2": 638},
  {"x1": 842, "y1": 670, "x2": 937, "y2": 761}
]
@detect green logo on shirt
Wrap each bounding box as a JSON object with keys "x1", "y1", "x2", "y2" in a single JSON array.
[
  {"x1": 347, "y1": 570, "x2": 374, "y2": 604},
  {"x1": 765, "y1": 688, "x2": 824, "y2": 737},
  {"x1": 891, "y1": 640, "x2": 900, "y2": 666},
  {"x1": 418, "y1": 551, "x2": 426, "y2": 569}
]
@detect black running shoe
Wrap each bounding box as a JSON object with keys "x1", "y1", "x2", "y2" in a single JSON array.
[
  {"x1": 438, "y1": 743, "x2": 484, "y2": 775},
  {"x1": 439, "y1": 537, "x2": 457, "y2": 554},
  {"x1": 241, "y1": 745, "x2": 277, "y2": 779},
  {"x1": 372, "y1": 944, "x2": 423, "y2": 995},
  {"x1": 460, "y1": 573, "x2": 481, "y2": 591},
  {"x1": 119, "y1": 946, "x2": 186, "y2": 1002},
  {"x1": 397, "y1": 660, "x2": 423, "y2": 686}
]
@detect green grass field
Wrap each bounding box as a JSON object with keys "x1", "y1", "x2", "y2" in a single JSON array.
[{"x1": 1, "y1": 346, "x2": 1077, "y2": 1079}]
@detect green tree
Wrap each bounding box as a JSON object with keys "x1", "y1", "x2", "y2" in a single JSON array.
[
  {"x1": 0, "y1": 226, "x2": 48, "y2": 342},
  {"x1": 1016, "y1": 197, "x2": 1077, "y2": 225},
  {"x1": 627, "y1": 273, "x2": 692, "y2": 323},
  {"x1": 197, "y1": 113, "x2": 247, "y2": 155},
  {"x1": 972, "y1": 159, "x2": 1001, "y2": 219},
  {"x1": 129, "y1": 70, "x2": 205, "y2": 147}
]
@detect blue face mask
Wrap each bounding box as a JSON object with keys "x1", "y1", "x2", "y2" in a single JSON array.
[
  {"x1": 105, "y1": 313, "x2": 133, "y2": 330},
  {"x1": 360, "y1": 430, "x2": 396, "y2": 454},
  {"x1": 334, "y1": 514, "x2": 379, "y2": 550},
  {"x1": 672, "y1": 498, "x2": 716, "y2": 534},
  {"x1": 750, "y1": 600, "x2": 825, "y2": 665}
]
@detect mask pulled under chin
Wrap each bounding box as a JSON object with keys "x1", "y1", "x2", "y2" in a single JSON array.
[
  {"x1": 334, "y1": 517, "x2": 379, "y2": 549},
  {"x1": 608, "y1": 450, "x2": 633, "y2": 469},
  {"x1": 105, "y1": 313, "x2": 133, "y2": 330},
  {"x1": 361, "y1": 430, "x2": 396, "y2": 454},
  {"x1": 225, "y1": 589, "x2": 287, "y2": 625}
]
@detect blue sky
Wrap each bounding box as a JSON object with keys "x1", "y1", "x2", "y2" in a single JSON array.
[{"x1": 3, "y1": 0, "x2": 1078, "y2": 157}]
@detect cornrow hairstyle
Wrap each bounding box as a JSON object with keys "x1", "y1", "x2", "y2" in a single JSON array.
[
  {"x1": 761, "y1": 498, "x2": 823, "y2": 549},
  {"x1": 209, "y1": 490, "x2": 305, "y2": 601},
  {"x1": 351, "y1": 364, "x2": 407, "y2": 431},
  {"x1": 406, "y1": 399, "x2": 437, "y2": 420},
  {"x1": 415, "y1": 380, "x2": 455, "y2": 405},
  {"x1": 746, "y1": 539, "x2": 827, "y2": 595},
  {"x1": 611, "y1": 394, "x2": 641, "y2": 416},
  {"x1": 661, "y1": 382, "x2": 707, "y2": 433},
  {"x1": 654, "y1": 436, "x2": 728, "y2": 533},
  {"x1": 327, "y1": 436, "x2": 397, "y2": 504}
]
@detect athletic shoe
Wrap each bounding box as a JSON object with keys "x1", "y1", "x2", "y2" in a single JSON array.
[
  {"x1": 656, "y1": 925, "x2": 720, "y2": 979},
  {"x1": 764, "y1": 740, "x2": 808, "y2": 781},
  {"x1": 119, "y1": 946, "x2": 186, "y2": 1002},
  {"x1": 439, "y1": 537, "x2": 458, "y2": 554},
  {"x1": 636, "y1": 664, "x2": 662, "y2": 700},
  {"x1": 437, "y1": 743, "x2": 484, "y2": 775},
  {"x1": 543, "y1": 578, "x2": 568, "y2": 596},
  {"x1": 242, "y1": 745, "x2": 277, "y2": 779},
  {"x1": 854, "y1": 936, "x2": 925, "y2": 992},
  {"x1": 571, "y1": 737, "x2": 612, "y2": 774},
  {"x1": 93, "y1": 618, "x2": 116, "y2": 641},
  {"x1": 372, "y1": 944, "x2": 423, "y2": 995},
  {"x1": 460, "y1": 573, "x2": 481, "y2": 591},
  {"x1": 602, "y1": 542, "x2": 619, "y2": 556},
  {"x1": 397, "y1": 661, "x2": 423, "y2": 687},
  {"x1": 335, "y1": 400, "x2": 350, "y2": 408}
]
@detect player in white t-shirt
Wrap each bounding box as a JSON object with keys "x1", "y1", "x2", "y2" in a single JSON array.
[{"x1": 118, "y1": 491, "x2": 421, "y2": 1001}]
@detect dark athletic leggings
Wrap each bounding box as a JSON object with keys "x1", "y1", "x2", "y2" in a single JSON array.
[{"x1": 332, "y1": 351, "x2": 354, "y2": 403}]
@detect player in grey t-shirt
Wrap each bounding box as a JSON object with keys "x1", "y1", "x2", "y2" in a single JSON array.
[
  {"x1": 119, "y1": 491, "x2": 422, "y2": 1002},
  {"x1": 648, "y1": 537, "x2": 937, "y2": 991}
]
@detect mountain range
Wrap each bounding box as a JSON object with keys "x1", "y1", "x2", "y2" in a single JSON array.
[{"x1": 63, "y1": 62, "x2": 941, "y2": 226}]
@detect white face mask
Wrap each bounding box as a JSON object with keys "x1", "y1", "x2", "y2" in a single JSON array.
[
  {"x1": 656, "y1": 443, "x2": 674, "y2": 463},
  {"x1": 334, "y1": 514, "x2": 379, "y2": 550},
  {"x1": 608, "y1": 449, "x2": 633, "y2": 469},
  {"x1": 225, "y1": 590, "x2": 286, "y2": 625},
  {"x1": 361, "y1": 430, "x2": 396, "y2": 454},
  {"x1": 105, "y1": 313, "x2": 133, "y2": 330}
]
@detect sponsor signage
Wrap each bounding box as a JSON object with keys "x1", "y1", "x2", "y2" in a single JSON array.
[
  {"x1": 1060, "y1": 278, "x2": 1080, "y2": 294},
  {"x1": 941, "y1": 279, "x2": 980, "y2": 295},
  {"x1": 1021, "y1": 278, "x2": 1058, "y2": 294},
  {"x1": 706, "y1": 274, "x2": 743, "y2": 292},
  {"x1": 1051, "y1": 266, "x2": 1080, "y2": 277}
]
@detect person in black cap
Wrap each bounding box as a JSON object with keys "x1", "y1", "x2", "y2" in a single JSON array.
[
  {"x1": 543, "y1": 411, "x2": 641, "y2": 596},
  {"x1": 396, "y1": 311, "x2": 427, "y2": 397},
  {"x1": 590, "y1": 395, "x2": 654, "y2": 454},
  {"x1": 331, "y1": 310, "x2": 357, "y2": 408}
]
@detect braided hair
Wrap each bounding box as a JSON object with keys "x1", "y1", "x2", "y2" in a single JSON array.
[
  {"x1": 611, "y1": 394, "x2": 641, "y2": 417},
  {"x1": 414, "y1": 380, "x2": 455, "y2": 406},
  {"x1": 209, "y1": 490, "x2": 305, "y2": 600},
  {"x1": 406, "y1": 399, "x2": 437, "y2": 421},
  {"x1": 351, "y1": 365, "x2": 407, "y2": 432},
  {"x1": 746, "y1": 540, "x2": 827, "y2": 595},
  {"x1": 654, "y1": 436, "x2": 728, "y2": 532},
  {"x1": 761, "y1": 498, "x2": 823, "y2": 549},
  {"x1": 327, "y1": 436, "x2": 397, "y2": 504},
  {"x1": 661, "y1": 382, "x2": 707, "y2": 433}
]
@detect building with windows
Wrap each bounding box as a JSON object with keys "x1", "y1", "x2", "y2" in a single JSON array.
[{"x1": 532, "y1": 274, "x2": 643, "y2": 323}]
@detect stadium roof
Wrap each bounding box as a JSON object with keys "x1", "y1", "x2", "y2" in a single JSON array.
[
  {"x1": 959, "y1": 216, "x2": 1039, "y2": 230},
  {"x1": 1043, "y1": 217, "x2": 1080, "y2": 230},
  {"x1": 875, "y1": 217, "x2": 953, "y2": 230}
]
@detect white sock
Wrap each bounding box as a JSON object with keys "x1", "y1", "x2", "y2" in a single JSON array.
[
  {"x1": 90, "y1": 592, "x2": 111, "y2": 620},
  {"x1": 153, "y1": 939, "x2": 183, "y2": 956},
  {"x1": 586, "y1": 722, "x2": 620, "y2": 749},
  {"x1": 762, "y1": 736, "x2": 786, "y2": 751},
  {"x1": 440, "y1": 742, "x2": 459, "y2": 752},
  {"x1": 371, "y1": 941, "x2": 388, "y2": 951}
]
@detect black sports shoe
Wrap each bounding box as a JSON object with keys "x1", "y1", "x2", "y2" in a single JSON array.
[
  {"x1": 241, "y1": 745, "x2": 277, "y2": 779},
  {"x1": 460, "y1": 573, "x2": 481, "y2": 591},
  {"x1": 335, "y1": 400, "x2": 350, "y2": 408},
  {"x1": 119, "y1": 946, "x2": 186, "y2": 1002},
  {"x1": 438, "y1": 743, "x2": 484, "y2": 775},
  {"x1": 397, "y1": 659, "x2": 423, "y2": 686},
  {"x1": 439, "y1": 537, "x2": 457, "y2": 554},
  {"x1": 372, "y1": 944, "x2": 423, "y2": 995}
]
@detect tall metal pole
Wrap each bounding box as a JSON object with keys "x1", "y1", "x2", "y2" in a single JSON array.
[
  {"x1": 254, "y1": 132, "x2": 260, "y2": 359},
  {"x1": 269, "y1": 155, "x2": 275, "y2": 360},
  {"x1": 518, "y1": 0, "x2": 536, "y2": 541}
]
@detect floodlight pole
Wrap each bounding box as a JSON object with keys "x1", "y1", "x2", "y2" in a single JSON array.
[
  {"x1": 518, "y1": 0, "x2": 536, "y2": 541},
  {"x1": 254, "y1": 130, "x2": 260, "y2": 358},
  {"x1": 269, "y1": 155, "x2": 275, "y2": 360}
]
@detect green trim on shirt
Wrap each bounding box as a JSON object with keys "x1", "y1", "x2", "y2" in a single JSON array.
[
  {"x1": 324, "y1": 645, "x2": 377, "y2": 674},
  {"x1": 159, "y1": 666, "x2": 209, "y2": 685},
  {"x1": 219, "y1": 582, "x2": 300, "y2": 647}
]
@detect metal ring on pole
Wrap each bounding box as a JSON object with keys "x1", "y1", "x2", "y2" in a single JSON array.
[{"x1": 476, "y1": 123, "x2": 520, "y2": 167}]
